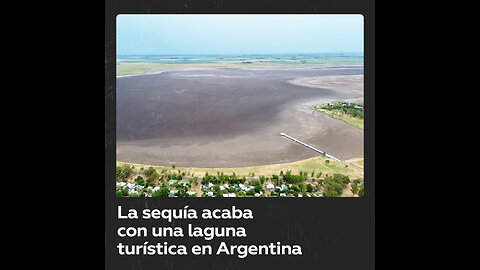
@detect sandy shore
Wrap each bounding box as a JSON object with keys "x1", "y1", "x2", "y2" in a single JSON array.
[
  {"x1": 289, "y1": 75, "x2": 364, "y2": 103},
  {"x1": 116, "y1": 67, "x2": 364, "y2": 167}
]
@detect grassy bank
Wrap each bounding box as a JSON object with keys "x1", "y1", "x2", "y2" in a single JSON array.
[
  {"x1": 318, "y1": 109, "x2": 364, "y2": 130},
  {"x1": 311, "y1": 103, "x2": 364, "y2": 130}
]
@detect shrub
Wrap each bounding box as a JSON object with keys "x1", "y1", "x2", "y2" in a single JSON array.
[
  {"x1": 144, "y1": 167, "x2": 156, "y2": 177},
  {"x1": 324, "y1": 189, "x2": 339, "y2": 197},
  {"x1": 152, "y1": 184, "x2": 169, "y2": 197},
  {"x1": 149, "y1": 171, "x2": 160, "y2": 182}
]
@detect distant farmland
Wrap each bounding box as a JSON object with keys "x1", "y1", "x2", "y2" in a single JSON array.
[{"x1": 116, "y1": 54, "x2": 364, "y2": 75}]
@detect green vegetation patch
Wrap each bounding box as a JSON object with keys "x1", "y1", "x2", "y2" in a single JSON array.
[{"x1": 312, "y1": 102, "x2": 364, "y2": 130}]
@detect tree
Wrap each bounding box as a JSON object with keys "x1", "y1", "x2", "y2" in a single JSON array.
[
  {"x1": 121, "y1": 164, "x2": 133, "y2": 179},
  {"x1": 177, "y1": 187, "x2": 189, "y2": 198},
  {"x1": 172, "y1": 164, "x2": 176, "y2": 169},
  {"x1": 149, "y1": 171, "x2": 160, "y2": 182},
  {"x1": 353, "y1": 179, "x2": 361, "y2": 186},
  {"x1": 298, "y1": 183, "x2": 305, "y2": 192},
  {"x1": 322, "y1": 174, "x2": 350, "y2": 197},
  {"x1": 116, "y1": 166, "x2": 122, "y2": 179},
  {"x1": 259, "y1": 176, "x2": 266, "y2": 184},
  {"x1": 153, "y1": 184, "x2": 169, "y2": 197},
  {"x1": 135, "y1": 176, "x2": 144, "y2": 186},
  {"x1": 250, "y1": 180, "x2": 260, "y2": 186},
  {"x1": 333, "y1": 174, "x2": 350, "y2": 186},
  {"x1": 351, "y1": 184, "x2": 359, "y2": 195},
  {"x1": 254, "y1": 184, "x2": 263, "y2": 193},
  {"x1": 272, "y1": 174, "x2": 281, "y2": 186},
  {"x1": 282, "y1": 171, "x2": 303, "y2": 184}
]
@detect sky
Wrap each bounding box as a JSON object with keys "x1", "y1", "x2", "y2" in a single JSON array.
[{"x1": 116, "y1": 14, "x2": 363, "y2": 55}]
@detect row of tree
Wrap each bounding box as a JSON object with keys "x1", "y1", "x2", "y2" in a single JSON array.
[
  {"x1": 320, "y1": 102, "x2": 364, "y2": 118},
  {"x1": 117, "y1": 163, "x2": 364, "y2": 197}
]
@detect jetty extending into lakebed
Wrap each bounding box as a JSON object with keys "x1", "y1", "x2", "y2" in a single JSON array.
[{"x1": 280, "y1": 133, "x2": 343, "y2": 163}]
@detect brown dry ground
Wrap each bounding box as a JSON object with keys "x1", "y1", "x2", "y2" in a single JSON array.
[
  {"x1": 116, "y1": 67, "x2": 364, "y2": 168},
  {"x1": 289, "y1": 75, "x2": 364, "y2": 103}
]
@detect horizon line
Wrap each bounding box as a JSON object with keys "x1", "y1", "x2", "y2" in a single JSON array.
[{"x1": 116, "y1": 52, "x2": 364, "y2": 56}]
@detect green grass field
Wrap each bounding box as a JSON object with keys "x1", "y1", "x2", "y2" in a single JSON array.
[{"x1": 312, "y1": 107, "x2": 364, "y2": 130}]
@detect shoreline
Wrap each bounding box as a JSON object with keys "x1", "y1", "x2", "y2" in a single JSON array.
[
  {"x1": 288, "y1": 75, "x2": 364, "y2": 105},
  {"x1": 116, "y1": 154, "x2": 364, "y2": 179},
  {"x1": 116, "y1": 65, "x2": 364, "y2": 78}
]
